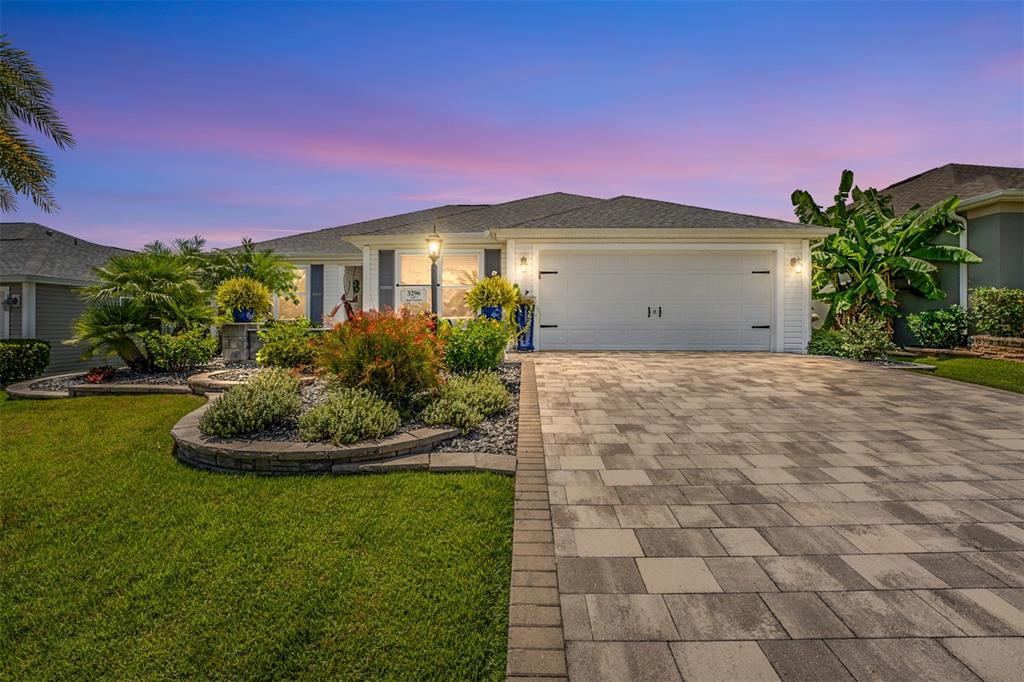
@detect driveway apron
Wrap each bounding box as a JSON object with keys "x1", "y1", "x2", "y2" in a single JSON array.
[{"x1": 533, "y1": 352, "x2": 1024, "y2": 682}]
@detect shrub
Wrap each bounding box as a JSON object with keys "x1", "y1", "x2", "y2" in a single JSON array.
[
  {"x1": 199, "y1": 368, "x2": 301, "y2": 437},
  {"x1": 807, "y1": 328, "x2": 845, "y2": 357},
  {"x1": 66, "y1": 298, "x2": 152, "y2": 371},
  {"x1": 85, "y1": 366, "x2": 117, "y2": 383},
  {"x1": 420, "y1": 372, "x2": 511, "y2": 432},
  {"x1": 971, "y1": 287, "x2": 1024, "y2": 337},
  {"x1": 314, "y1": 309, "x2": 442, "y2": 414},
  {"x1": 838, "y1": 315, "x2": 896, "y2": 360},
  {"x1": 465, "y1": 275, "x2": 519, "y2": 318},
  {"x1": 0, "y1": 339, "x2": 50, "y2": 384},
  {"x1": 906, "y1": 305, "x2": 969, "y2": 348},
  {"x1": 215, "y1": 277, "x2": 272, "y2": 319},
  {"x1": 441, "y1": 318, "x2": 512, "y2": 373},
  {"x1": 256, "y1": 317, "x2": 315, "y2": 368},
  {"x1": 298, "y1": 387, "x2": 400, "y2": 445},
  {"x1": 139, "y1": 327, "x2": 217, "y2": 372}
]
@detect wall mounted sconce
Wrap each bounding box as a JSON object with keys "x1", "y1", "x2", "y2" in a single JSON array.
[
  {"x1": 790, "y1": 257, "x2": 803, "y2": 275},
  {"x1": 519, "y1": 256, "x2": 528, "y2": 275}
]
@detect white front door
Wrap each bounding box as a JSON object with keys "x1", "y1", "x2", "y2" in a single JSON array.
[{"x1": 537, "y1": 250, "x2": 774, "y2": 350}]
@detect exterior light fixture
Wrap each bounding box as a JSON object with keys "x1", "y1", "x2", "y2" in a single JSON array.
[
  {"x1": 519, "y1": 256, "x2": 528, "y2": 275},
  {"x1": 790, "y1": 257, "x2": 803, "y2": 275},
  {"x1": 426, "y1": 228, "x2": 443, "y2": 263}
]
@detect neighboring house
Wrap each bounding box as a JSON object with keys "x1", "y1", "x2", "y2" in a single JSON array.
[
  {"x1": 881, "y1": 163, "x2": 1024, "y2": 345},
  {"x1": 0, "y1": 223, "x2": 132, "y2": 374},
  {"x1": 251, "y1": 193, "x2": 830, "y2": 352}
]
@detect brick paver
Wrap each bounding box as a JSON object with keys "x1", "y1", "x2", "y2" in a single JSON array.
[{"x1": 529, "y1": 352, "x2": 1024, "y2": 681}]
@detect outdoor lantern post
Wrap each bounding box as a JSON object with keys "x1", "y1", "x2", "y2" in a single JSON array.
[{"x1": 426, "y1": 227, "x2": 443, "y2": 314}]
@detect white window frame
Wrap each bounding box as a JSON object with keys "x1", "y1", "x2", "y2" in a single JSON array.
[
  {"x1": 273, "y1": 264, "x2": 310, "y2": 320},
  {"x1": 395, "y1": 249, "x2": 484, "y2": 318}
]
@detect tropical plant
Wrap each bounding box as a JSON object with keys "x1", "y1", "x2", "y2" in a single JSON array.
[
  {"x1": 440, "y1": 318, "x2": 511, "y2": 374},
  {"x1": 970, "y1": 287, "x2": 1024, "y2": 337},
  {"x1": 198, "y1": 369, "x2": 302, "y2": 437},
  {"x1": 314, "y1": 309, "x2": 442, "y2": 414},
  {"x1": 256, "y1": 317, "x2": 315, "y2": 368},
  {"x1": 79, "y1": 250, "x2": 212, "y2": 330},
  {"x1": 792, "y1": 170, "x2": 981, "y2": 328},
  {"x1": 84, "y1": 366, "x2": 117, "y2": 384},
  {"x1": 215, "y1": 277, "x2": 272, "y2": 319},
  {"x1": 0, "y1": 339, "x2": 50, "y2": 384},
  {"x1": 66, "y1": 298, "x2": 153, "y2": 370},
  {"x1": 298, "y1": 387, "x2": 400, "y2": 445},
  {"x1": 0, "y1": 36, "x2": 75, "y2": 213},
  {"x1": 906, "y1": 306, "x2": 969, "y2": 349},
  {"x1": 465, "y1": 275, "x2": 519, "y2": 320}
]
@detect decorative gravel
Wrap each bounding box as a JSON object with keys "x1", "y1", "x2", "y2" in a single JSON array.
[
  {"x1": 235, "y1": 362, "x2": 522, "y2": 456},
  {"x1": 29, "y1": 359, "x2": 254, "y2": 392}
]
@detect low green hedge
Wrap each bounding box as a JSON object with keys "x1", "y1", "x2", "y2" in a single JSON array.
[
  {"x1": 971, "y1": 287, "x2": 1024, "y2": 337},
  {"x1": 199, "y1": 369, "x2": 301, "y2": 437},
  {"x1": 0, "y1": 339, "x2": 51, "y2": 384},
  {"x1": 299, "y1": 387, "x2": 400, "y2": 445},
  {"x1": 421, "y1": 372, "x2": 511, "y2": 433}
]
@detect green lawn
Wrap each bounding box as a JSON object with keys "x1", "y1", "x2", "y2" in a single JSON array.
[
  {"x1": 0, "y1": 393, "x2": 514, "y2": 680},
  {"x1": 913, "y1": 355, "x2": 1024, "y2": 394}
]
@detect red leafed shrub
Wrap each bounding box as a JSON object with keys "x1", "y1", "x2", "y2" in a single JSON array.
[
  {"x1": 313, "y1": 308, "x2": 443, "y2": 414},
  {"x1": 85, "y1": 366, "x2": 118, "y2": 383}
]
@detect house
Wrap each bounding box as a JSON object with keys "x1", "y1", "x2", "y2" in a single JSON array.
[
  {"x1": 881, "y1": 163, "x2": 1024, "y2": 345},
  {"x1": 0, "y1": 222, "x2": 132, "y2": 373},
  {"x1": 251, "y1": 193, "x2": 831, "y2": 352}
]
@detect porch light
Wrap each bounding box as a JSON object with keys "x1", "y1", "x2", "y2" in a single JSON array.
[
  {"x1": 519, "y1": 256, "x2": 528, "y2": 275},
  {"x1": 790, "y1": 257, "x2": 803, "y2": 275},
  {"x1": 426, "y1": 228, "x2": 443, "y2": 263}
]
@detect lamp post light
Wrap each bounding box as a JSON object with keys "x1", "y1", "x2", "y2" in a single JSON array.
[{"x1": 426, "y1": 228, "x2": 443, "y2": 314}]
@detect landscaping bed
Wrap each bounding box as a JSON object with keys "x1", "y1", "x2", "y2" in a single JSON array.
[{"x1": 28, "y1": 359, "x2": 255, "y2": 392}]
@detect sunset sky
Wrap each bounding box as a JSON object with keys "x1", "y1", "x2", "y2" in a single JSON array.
[{"x1": 4, "y1": 1, "x2": 1023, "y2": 248}]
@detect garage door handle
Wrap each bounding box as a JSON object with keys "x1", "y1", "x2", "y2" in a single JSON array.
[
  {"x1": 751, "y1": 325, "x2": 771, "y2": 329},
  {"x1": 540, "y1": 324, "x2": 558, "y2": 328}
]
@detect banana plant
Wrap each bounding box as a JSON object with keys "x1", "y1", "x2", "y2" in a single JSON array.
[{"x1": 793, "y1": 170, "x2": 981, "y2": 328}]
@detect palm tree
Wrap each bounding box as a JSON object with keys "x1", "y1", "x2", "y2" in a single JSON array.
[
  {"x1": 792, "y1": 170, "x2": 981, "y2": 328},
  {"x1": 0, "y1": 36, "x2": 75, "y2": 213},
  {"x1": 66, "y1": 299, "x2": 152, "y2": 371}
]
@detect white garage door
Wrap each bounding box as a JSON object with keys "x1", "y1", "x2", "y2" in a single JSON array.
[{"x1": 537, "y1": 250, "x2": 774, "y2": 351}]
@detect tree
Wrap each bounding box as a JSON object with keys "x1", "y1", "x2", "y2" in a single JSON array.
[
  {"x1": 0, "y1": 36, "x2": 75, "y2": 213},
  {"x1": 198, "y1": 238, "x2": 299, "y2": 303},
  {"x1": 792, "y1": 170, "x2": 981, "y2": 328}
]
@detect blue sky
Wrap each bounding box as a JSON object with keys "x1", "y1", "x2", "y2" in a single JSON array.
[{"x1": 4, "y1": 1, "x2": 1022, "y2": 247}]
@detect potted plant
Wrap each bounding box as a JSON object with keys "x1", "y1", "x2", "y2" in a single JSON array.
[
  {"x1": 216, "y1": 276, "x2": 272, "y2": 323},
  {"x1": 465, "y1": 274, "x2": 519, "y2": 322}
]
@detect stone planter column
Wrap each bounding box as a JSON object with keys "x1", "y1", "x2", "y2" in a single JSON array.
[{"x1": 221, "y1": 323, "x2": 261, "y2": 362}]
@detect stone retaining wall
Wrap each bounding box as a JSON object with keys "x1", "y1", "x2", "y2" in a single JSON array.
[{"x1": 970, "y1": 335, "x2": 1024, "y2": 361}]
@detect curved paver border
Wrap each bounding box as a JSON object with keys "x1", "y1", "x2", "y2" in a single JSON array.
[
  {"x1": 5, "y1": 372, "x2": 81, "y2": 399},
  {"x1": 7, "y1": 369, "x2": 315, "y2": 400},
  {"x1": 171, "y1": 396, "x2": 515, "y2": 476},
  {"x1": 187, "y1": 370, "x2": 315, "y2": 395}
]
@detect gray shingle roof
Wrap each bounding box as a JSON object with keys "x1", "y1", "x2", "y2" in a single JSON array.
[
  {"x1": 512, "y1": 195, "x2": 810, "y2": 230},
  {"x1": 0, "y1": 223, "x2": 133, "y2": 283},
  {"x1": 881, "y1": 164, "x2": 1024, "y2": 214}
]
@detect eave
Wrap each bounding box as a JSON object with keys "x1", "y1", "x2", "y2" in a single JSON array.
[{"x1": 490, "y1": 227, "x2": 835, "y2": 241}]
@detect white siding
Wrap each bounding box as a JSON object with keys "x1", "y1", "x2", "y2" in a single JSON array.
[{"x1": 364, "y1": 247, "x2": 378, "y2": 310}]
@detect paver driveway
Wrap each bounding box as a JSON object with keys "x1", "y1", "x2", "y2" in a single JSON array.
[{"x1": 534, "y1": 353, "x2": 1024, "y2": 682}]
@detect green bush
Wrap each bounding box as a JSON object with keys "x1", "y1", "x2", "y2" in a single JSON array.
[
  {"x1": 971, "y1": 287, "x2": 1024, "y2": 337},
  {"x1": 0, "y1": 339, "x2": 50, "y2": 384},
  {"x1": 839, "y1": 315, "x2": 896, "y2": 360},
  {"x1": 314, "y1": 309, "x2": 442, "y2": 414},
  {"x1": 139, "y1": 328, "x2": 217, "y2": 372},
  {"x1": 199, "y1": 368, "x2": 301, "y2": 437},
  {"x1": 441, "y1": 318, "x2": 511, "y2": 373},
  {"x1": 420, "y1": 372, "x2": 511, "y2": 432},
  {"x1": 807, "y1": 328, "x2": 845, "y2": 357},
  {"x1": 906, "y1": 305, "x2": 969, "y2": 348},
  {"x1": 215, "y1": 276, "x2": 272, "y2": 319},
  {"x1": 256, "y1": 317, "x2": 315, "y2": 368},
  {"x1": 298, "y1": 387, "x2": 400, "y2": 445}
]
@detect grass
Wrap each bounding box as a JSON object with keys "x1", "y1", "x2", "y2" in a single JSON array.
[
  {"x1": 913, "y1": 355, "x2": 1024, "y2": 394},
  {"x1": 0, "y1": 393, "x2": 514, "y2": 680}
]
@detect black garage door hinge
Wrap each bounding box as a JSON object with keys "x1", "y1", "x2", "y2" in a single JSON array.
[
  {"x1": 539, "y1": 324, "x2": 558, "y2": 328},
  {"x1": 751, "y1": 325, "x2": 771, "y2": 329},
  {"x1": 539, "y1": 270, "x2": 558, "y2": 278},
  {"x1": 751, "y1": 270, "x2": 771, "y2": 274}
]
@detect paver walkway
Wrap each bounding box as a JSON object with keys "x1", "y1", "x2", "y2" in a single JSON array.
[{"x1": 531, "y1": 353, "x2": 1024, "y2": 681}]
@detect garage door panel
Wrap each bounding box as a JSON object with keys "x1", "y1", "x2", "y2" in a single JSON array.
[{"x1": 538, "y1": 250, "x2": 774, "y2": 351}]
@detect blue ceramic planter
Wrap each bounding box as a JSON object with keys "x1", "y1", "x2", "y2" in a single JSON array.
[
  {"x1": 232, "y1": 308, "x2": 257, "y2": 323},
  {"x1": 515, "y1": 303, "x2": 535, "y2": 351},
  {"x1": 480, "y1": 305, "x2": 502, "y2": 321}
]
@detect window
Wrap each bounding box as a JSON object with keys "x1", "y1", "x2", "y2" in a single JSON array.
[
  {"x1": 395, "y1": 251, "x2": 481, "y2": 318},
  {"x1": 277, "y1": 267, "x2": 307, "y2": 320}
]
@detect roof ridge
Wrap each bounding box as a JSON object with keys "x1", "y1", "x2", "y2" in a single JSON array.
[{"x1": 500, "y1": 194, "x2": 607, "y2": 228}]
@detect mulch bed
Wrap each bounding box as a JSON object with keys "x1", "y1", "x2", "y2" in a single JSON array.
[{"x1": 30, "y1": 360, "x2": 255, "y2": 392}]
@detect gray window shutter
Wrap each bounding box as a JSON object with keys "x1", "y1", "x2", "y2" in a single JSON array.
[
  {"x1": 484, "y1": 249, "x2": 502, "y2": 277},
  {"x1": 309, "y1": 264, "x2": 324, "y2": 324},
  {"x1": 378, "y1": 250, "x2": 395, "y2": 310}
]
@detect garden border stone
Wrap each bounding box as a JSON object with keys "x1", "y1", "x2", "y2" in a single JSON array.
[
  {"x1": 5, "y1": 372, "x2": 81, "y2": 399},
  {"x1": 170, "y1": 396, "x2": 516, "y2": 476}
]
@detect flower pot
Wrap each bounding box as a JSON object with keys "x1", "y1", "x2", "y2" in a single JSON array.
[
  {"x1": 515, "y1": 303, "x2": 535, "y2": 351},
  {"x1": 232, "y1": 308, "x2": 257, "y2": 323},
  {"x1": 480, "y1": 305, "x2": 502, "y2": 321}
]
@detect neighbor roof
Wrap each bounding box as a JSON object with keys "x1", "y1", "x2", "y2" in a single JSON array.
[
  {"x1": 881, "y1": 163, "x2": 1024, "y2": 213},
  {"x1": 0, "y1": 223, "x2": 133, "y2": 284}
]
